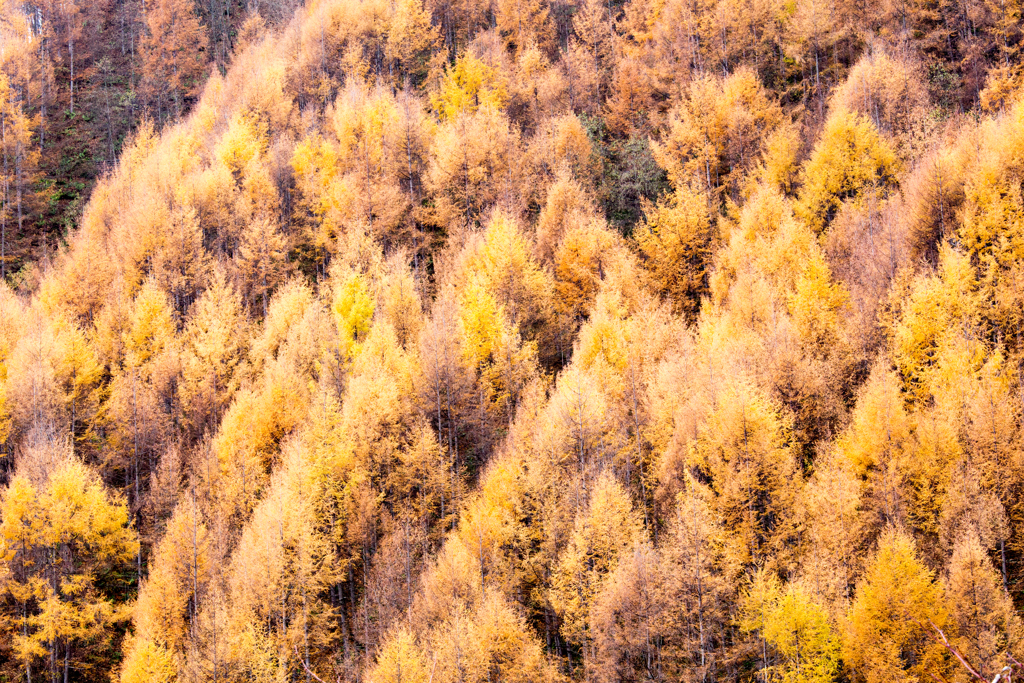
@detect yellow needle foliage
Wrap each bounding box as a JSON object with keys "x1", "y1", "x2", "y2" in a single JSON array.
[
  {"x1": 635, "y1": 182, "x2": 715, "y2": 321},
  {"x1": 654, "y1": 66, "x2": 783, "y2": 199},
  {"x1": 550, "y1": 471, "x2": 644, "y2": 648},
  {"x1": 844, "y1": 528, "x2": 949, "y2": 683},
  {"x1": 741, "y1": 574, "x2": 840, "y2": 683},
  {"x1": 2, "y1": 2, "x2": 1024, "y2": 682},
  {"x1": 333, "y1": 269, "x2": 376, "y2": 363},
  {"x1": 430, "y1": 52, "x2": 509, "y2": 121},
  {"x1": 796, "y1": 111, "x2": 900, "y2": 234},
  {"x1": 0, "y1": 450, "x2": 137, "y2": 678}
]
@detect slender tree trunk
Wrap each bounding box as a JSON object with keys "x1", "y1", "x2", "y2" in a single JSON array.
[
  {"x1": 132, "y1": 371, "x2": 141, "y2": 577},
  {"x1": 192, "y1": 488, "x2": 200, "y2": 622},
  {"x1": 69, "y1": 38, "x2": 74, "y2": 114},
  {"x1": 2, "y1": 112, "x2": 7, "y2": 281},
  {"x1": 16, "y1": 104, "x2": 24, "y2": 239},
  {"x1": 23, "y1": 591, "x2": 32, "y2": 683},
  {"x1": 1001, "y1": 539, "x2": 1009, "y2": 594}
]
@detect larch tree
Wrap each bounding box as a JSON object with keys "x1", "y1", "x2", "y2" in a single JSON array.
[
  {"x1": 141, "y1": 0, "x2": 209, "y2": 119},
  {"x1": 551, "y1": 471, "x2": 644, "y2": 654},
  {"x1": 425, "y1": 105, "x2": 522, "y2": 228},
  {"x1": 429, "y1": 52, "x2": 509, "y2": 121},
  {"x1": 589, "y1": 541, "x2": 671, "y2": 682},
  {"x1": 944, "y1": 530, "x2": 1023, "y2": 678},
  {"x1": 366, "y1": 628, "x2": 430, "y2": 683},
  {"x1": 844, "y1": 528, "x2": 950, "y2": 683},
  {"x1": 0, "y1": 444, "x2": 138, "y2": 683},
  {"x1": 653, "y1": 67, "x2": 783, "y2": 202},
  {"x1": 417, "y1": 289, "x2": 474, "y2": 470},
  {"x1": 386, "y1": 0, "x2": 438, "y2": 84},
  {"x1": 103, "y1": 280, "x2": 179, "y2": 527},
  {"x1": 834, "y1": 364, "x2": 916, "y2": 528},
  {"x1": 455, "y1": 272, "x2": 533, "y2": 423},
  {"x1": 495, "y1": 0, "x2": 556, "y2": 54},
  {"x1": 759, "y1": 581, "x2": 840, "y2": 683},
  {"x1": 178, "y1": 269, "x2": 248, "y2": 438},
  {"x1": 635, "y1": 182, "x2": 715, "y2": 322},
  {"x1": 958, "y1": 95, "x2": 1024, "y2": 345},
  {"x1": 461, "y1": 210, "x2": 554, "y2": 340},
  {"x1": 796, "y1": 111, "x2": 900, "y2": 235},
  {"x1": 151, "y1": 204, "x2": 212, "y2": 315},
  {"x1": 799, "y1": 451, "x2": 869, "y2": 605},
  {"x1": 120, "y1": 494, "x2": 210, "y2": 683},
  {"x1": 451, "y1": 589, "x2": 562, "y2": 683},
  {"x1": 657, "y1": 483, "x2": 735, "y2": 679},
  {"x1": 688, "y1": 380, "x2": 800, "y2": 569},
  {"x1": 238, "y1": 214, "x2": 289, "y2": 317}
]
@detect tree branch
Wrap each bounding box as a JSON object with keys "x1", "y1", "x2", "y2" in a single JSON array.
[
  {"x1": 293, "y1": 644, "x2": 341, "y2": 683},
  {"x1": 911, "y1": 617, "x2": 985, "y2": 682}
]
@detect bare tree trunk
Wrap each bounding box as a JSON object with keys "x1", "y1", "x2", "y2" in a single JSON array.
[
  {"x1": 1001, "y1": 539, "x2": 1009, "y2": 595},
  {"x1": 132, "y1": 372, "x2": 142, "y2": 577},
  {"x1": 2, "y1": 111, "x2": 7, "y2": 281},
  {"x1": 69, "y1": 38, "x2": 74, "y2": 114}
]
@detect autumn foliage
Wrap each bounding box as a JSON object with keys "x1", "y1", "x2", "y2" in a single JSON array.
[{"x1": 1, "y1": 0, "x2": 1024, "y2": 681}]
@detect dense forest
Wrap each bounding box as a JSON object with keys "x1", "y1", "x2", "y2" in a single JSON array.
[
  {"x1": 0, "y1": 0, "x2": 274, "y2": 278},
  {"x1": 1, "y1": 0, "x2": 1024, "y2": 680}
]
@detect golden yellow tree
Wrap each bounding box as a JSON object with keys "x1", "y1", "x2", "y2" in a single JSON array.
[
  {"x1": 635, "y1": 183, "x2": 715, "y2": 321},
  {"x1": 654, "y1": 67, "x2": 783, "y2": 201},
  {"x1": 759, "y1": 581, "x2": 840, "y2": 683},
  {"x1": 845, "y1": 528, "x2": 950, "y2": 683},
  {"x1": 944, "y1": 531, "x2": 1023, "y2": 678},
  {"x1": 0, "y1": 445, "x2": 138, "y2": 683},
  {"x1": 551, "y1": 471, "x2": 644, "y2": 651},
  {"x1": 178, "y1": 270, "x2": 248, "y2": 437},
  {"x1": 796, "y1": 111, "x2": 899, "y2": 234},
  {"x1": 141, "y1": 0, "x2": 209, "y2": 118}
]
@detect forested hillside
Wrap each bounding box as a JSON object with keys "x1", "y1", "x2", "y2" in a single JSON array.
[
  {"x1": 0, "y1": 0, "x2": 287, "y2": 278},
  {"x1": 1, "y1": 0, "x2": 1024, "y2": 681}
]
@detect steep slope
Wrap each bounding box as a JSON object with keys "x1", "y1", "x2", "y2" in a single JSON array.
[
  {"x1": 0, "y1": 0, "x2": 1024, "y2": 681},
  {"x1": 0, "y1": 0, "x2": 290, "y2": 281}
]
